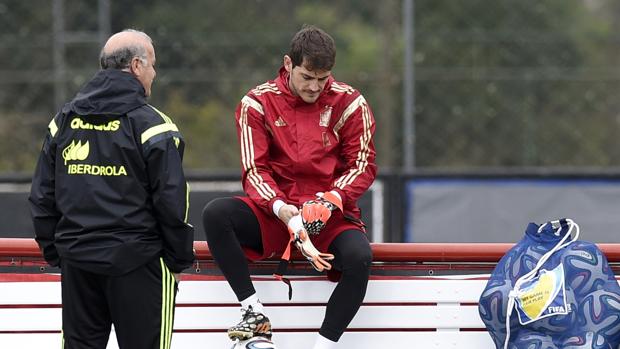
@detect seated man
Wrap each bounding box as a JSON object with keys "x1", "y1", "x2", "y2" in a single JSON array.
[{"x1": 202, "y1": 25, "x2": 377, "y2": 349}]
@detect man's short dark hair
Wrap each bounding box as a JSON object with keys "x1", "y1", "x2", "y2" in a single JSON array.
[
  {"x1": 100, "y1": 46, "x2": 146, "y2": 70},
  {"x1": 288, "y1": 25, "x2": 336, "y2": 71}
]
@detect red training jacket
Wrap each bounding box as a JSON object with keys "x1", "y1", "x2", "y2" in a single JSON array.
[{"x1": 235, "y1": 67, "x2": 377, "y2": 221}]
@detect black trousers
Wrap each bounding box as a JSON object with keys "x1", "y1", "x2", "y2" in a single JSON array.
[
  {"x1": 203, "y1": 197, "x2": 372, "y2": 342},
  {"x1": 61, "y1": 257, "x2": 177, "y2": 349}
]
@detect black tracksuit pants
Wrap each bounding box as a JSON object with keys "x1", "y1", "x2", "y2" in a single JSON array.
[
  {"x1": 203, "y1": 197, "x2": 372, "y2": 342},
  {"x1": 61, "y1": 257, "x2": 177, "y2": 349}
]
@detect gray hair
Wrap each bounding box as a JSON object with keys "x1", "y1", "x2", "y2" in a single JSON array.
[{"x1": 99, "y1": 29, "x2": 152, "y2": 70}]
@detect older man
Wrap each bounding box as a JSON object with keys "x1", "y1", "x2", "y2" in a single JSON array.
[{"x1": 29, "y1": 29, "x2": 194, "y2": 349}]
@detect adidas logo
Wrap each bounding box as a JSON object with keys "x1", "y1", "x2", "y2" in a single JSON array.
[
  {"x1": 62, "y1": 140, "x2": 90, "y2": 165},
  {"x1": 274, "y1": 116, "x2": 286, "y2": 127}
]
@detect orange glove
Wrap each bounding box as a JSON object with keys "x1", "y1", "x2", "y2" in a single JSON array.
[
  {"x1": 287, "y1": 215, "x2": 334, "y2": 272},
  {"x1": 319, "y1": 191, "x2": 343, "y2": 212},
  {"x1": 301, "y1": 191, "x2": 343, "y2": 235}
]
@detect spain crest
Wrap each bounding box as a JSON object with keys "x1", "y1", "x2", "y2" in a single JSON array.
[{"x1": 319, "y1": 105, "x2": 332, "y2": 127}]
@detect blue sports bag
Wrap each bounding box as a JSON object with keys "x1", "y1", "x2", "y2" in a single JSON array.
[{"x1": 478, "y1": 219, "x2": 620, "y2": 349}]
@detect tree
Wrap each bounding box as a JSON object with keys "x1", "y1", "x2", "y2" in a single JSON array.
[{"x1": 3, "y1": 0, "x2": 620, "y2": 173}]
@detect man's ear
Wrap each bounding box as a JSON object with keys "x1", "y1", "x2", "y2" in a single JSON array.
[
  {"x1": 283, "y1": 55, "x2": 292, "y2": 73},
  {"x1": 130, "y1": 57, "x2": 142, "y2": 76}
]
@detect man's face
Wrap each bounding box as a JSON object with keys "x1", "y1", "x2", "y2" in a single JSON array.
[
  {"x1": 131, "y1": 42, "x2": 156, "y2": 97},
  {"x1": 284, "y1": 56, "x2": 331, "y2": 104}
]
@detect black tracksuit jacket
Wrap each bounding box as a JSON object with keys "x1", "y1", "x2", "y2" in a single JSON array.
[{"x1": 28, "y1": 69, "x2": 194, "y2": 275}]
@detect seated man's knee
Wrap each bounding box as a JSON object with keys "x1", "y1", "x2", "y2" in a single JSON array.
[
  {"x1": 202, "y1": 198, "x2": 234, "y2": 238},
  {"x1": 203, "y1": 197, "x2": 236, "y2": 218},
  {"x1": 341, "y1": 243, "x2": 372, "y2": 272},
  {"x1": 357, "y1": 245, "x2": 373, "y2": 268}
]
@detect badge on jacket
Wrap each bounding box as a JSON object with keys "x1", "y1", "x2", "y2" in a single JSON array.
[{"x1": 319, "y1": 106, "x2": 332, "y2": 127}]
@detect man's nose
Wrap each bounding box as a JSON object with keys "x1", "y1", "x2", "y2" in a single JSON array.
[{"x1": 309, "y1": 80, "x2": 320, "y2": 92}]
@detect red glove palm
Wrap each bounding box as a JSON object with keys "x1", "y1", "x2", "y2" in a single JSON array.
[{"x1": 301, "y1": 191, "x2": 343, "y2": 235}]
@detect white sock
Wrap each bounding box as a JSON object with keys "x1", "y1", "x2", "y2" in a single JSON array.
[
  {"x1": 240, "y1": 293, "x2": 264, "y2": 313},
  {"x1": 312, "y1": 334, "x2": 337, "y2": 349}
]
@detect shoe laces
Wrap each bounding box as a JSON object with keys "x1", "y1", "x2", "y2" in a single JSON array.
[{"x1": 241, "y1": 305, "x2": 256, "y2": 319}]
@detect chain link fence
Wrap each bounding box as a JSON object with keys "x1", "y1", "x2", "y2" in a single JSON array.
[{"x1": 2, "y1": 0, "x2": 620, "y2": 174}]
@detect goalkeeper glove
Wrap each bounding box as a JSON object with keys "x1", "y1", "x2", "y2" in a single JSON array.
[
  {"x1": 287, "y1": 215, "x2": 334, "y2": 272},
  {"x1": 301, "y1": 191, "x2": 343, "y2": 235}
]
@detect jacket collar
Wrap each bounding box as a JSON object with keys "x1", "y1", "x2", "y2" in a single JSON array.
[{"x1": 62, "y1": 69, "x2": 147, "y2": 116}]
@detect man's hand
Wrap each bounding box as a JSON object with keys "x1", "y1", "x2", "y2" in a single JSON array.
[
  {"x1": 300, "y1": 191, "x2": 343, "y2": 235},
  {"x1": 287, "y1": 215, "x2": 334, "y2": 272},
  {"x1": 277, "y1": 204, "x2": 300, "y2": 225}
]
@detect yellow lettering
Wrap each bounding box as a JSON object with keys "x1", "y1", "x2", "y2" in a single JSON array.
[
  {"x1": 69, "y1": 117, "x2": 120, "y2": 132},
  {"x1": 66, "y1": 163, "x2": 127, "y2": 176}
]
